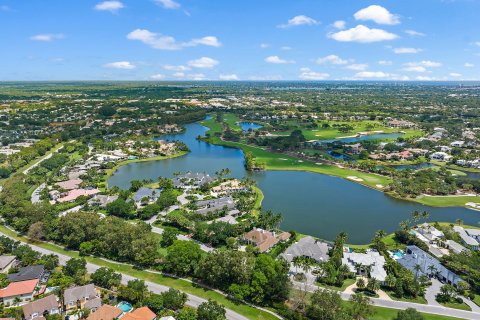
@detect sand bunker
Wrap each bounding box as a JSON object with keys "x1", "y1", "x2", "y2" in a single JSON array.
[{"x1": 347, "y1": 176, "x2": 364, "y2": 182}]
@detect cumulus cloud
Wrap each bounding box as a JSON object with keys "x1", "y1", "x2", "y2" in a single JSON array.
[
  {"x1": 150, "y1": 74, "x2": 165, "y2": 80},
  {"x1": 127, "y1": 29, "x2": 221, "y2": 50},
  {"x1": 219, "y1": 74, "x2": 239, "y2": 80},
  {"x1": 354, "y1": 71, "x2": 392, "y2": 79},
  {"x1": 94, "y1": 1, "x2": 124, "y2": 12},
  {"x1": 265, "y1": 56, "x2": 295, "y2": 64},
  {"x1": 393, "y1": 47, "x2": 423, "y2": 54},
  {"x1": 403, "y1": 66, "x2": 427, "y2": 73},
  {"x1": 298, "y1": 68, "x2": 329, "y2": 80},
  {"x1": 259, "y1": 43, "x2": 270, "y2": 49},
  {"x1": 162, "y1": 65, "x2": 191, "y2": 71},
  {"x1": 281, "y1": 46, "x2": 292, "y2": 51},
  {"x1": 450, "y1": 73, "x2": 462, "y2": 77},
  {"x1": 154, "y1": 0, "x2": 180, "y2": 9},
  {"x1": 346, "y1": 64, "x2": 368, "y2": 71},
  {"x1": 405, "y1": 30, "x2": 426, "y2": 37},
  {"x1": 316, "y1": 55, "x2": 348, "y2": 65},
  {"x1": 187, "y1": 57, "x2": 219, "y2": 68},
  {"x1": 354, "y1": 5, "x2": 400, "y2": 25},
  {"x1": 333, "y1": 20, "x2": 346, "y2": 30},
  {"x1": 378, "y1": 60, "x2": 393, "y2": 66},
  {"x1": 464, "y1": 63, "x2": 475, "y2": 68},
  {"x1": 405, "y1": 60, "x2": 442, "y2": 68},
  {"x1": 329, "y1": 25, "x2": 398, "y2": 43},
  {"x1": 103, "y1": 61, "x2": 136, "y2": 69},
  {"x1": 30, "y1": 33, "x2": 64, "y2": 42},
  {"x1": 278, "y1": 15, "x2": 319, "y2": 28}
]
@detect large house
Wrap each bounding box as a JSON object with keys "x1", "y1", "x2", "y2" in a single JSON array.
[
  {"x1": 243, "y1": 228, "x2": 291, "y2": 252},
  {"x1": 133, "y1": 187, "x2": 162, "y2": 207},
  {"x1": 0, "y1": 279, "x2": 38, "y2": 306},
  {"x1": 195, "y1": 196, "x2": 236, "y2": 215},
  {"x1": 342, "y1": 250, "x2": 387, "y2": 283},
  {"x1": 22, "y1": 294, "x2": 60, "y2": 320},
  {"x1": 173, "y1": 172, "x2": 215, "y2": 189},
  {"x1": 64, "y1": 284, "x2": 99, "y2": 311},
  {"x1": 8, "y1": 265, "x2": 47, "y2": 283},
  {"x1": 398, "y1": 246, "x2": 462, "y2": 286},
  {"x1": 281, "y1": 236, "x2": 330, "y2": 264},
  {"x1": 87, "y1": 304, "x2": 123, "y2": 320},
  {"x1": 453, "y1": 226, "x2": 479, "y2": 251},
  {"x1": 121, "y1": 307, "x2": 157, "y2": 320}
]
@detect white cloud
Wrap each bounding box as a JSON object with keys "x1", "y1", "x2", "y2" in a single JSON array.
[
  {"x1": 150, "y1": 74, "x2": 165, "y2": 80},
  {"x1": 162, "y1": 65, "x2": 190, "y2": 71},
  {"x1": 30, "y1": 33, "x2": 64, "y2": 42},
  {"x1": 298, "y1": 68, "x2": 329, "y2": 80},
  {"x1": 94, "y1": 1, "x2": 124, "y2": 12},
  {"x1": 103, "y1": 61, "x2": 136, "y2": 69},
  {"x1": 415, "y1": 76, "x2": 435, "y2": 81},
  {"x1": 316, "y1": 55, "x2": 348, "y2": 65},
  {"x1": 464, "y1": 63, "x2": 475, "y2": 68},
  {"x1": 187, "y1": 57, "x2": 219, "y2": 69},
  {"x1": 127, "y1": 29, "x2": 221, "y2": 50},
  {"x1": 378, "y1": 60, "x2": 393, "y2": 66},
  {"x1": 281, "y1": 46, "x2": 292, "y2": 51},
  {"x1": 450, "y1": 73, "x2": 462, "y2": 77},
  {"x1": 329, "y1": 25, "x2": 398, "y2": 43},
  {"x1": 278, "y1": 15, "x2": 319, "y2": 28},
  {"x1": 265, "y1": 56, "x2": 295, "y2": 64},
  {"x1": 219, "y1": 74, "x2": 239, "y2": 80},
  {"x1": 403, "y1": 66, "x2": 427, "y2": 72},
  {"x1": 405, "y1": 60, "x2": 442, "y2": 68},
  {"x1": 405, "y1": 30, "x2": 426, "y2": 37},
  {"x1": 354, "y1": 71, "x2": 392, "y2": 79},
  {"x1": 393, "y1": 47, "x2": 423, "y2": 54},
  {"x1": 354, "y1": 5, "x2": 400, "y2": 25},
  {"x1": 333, "y1": 20, "x2": 346, "y2": 30},
  {"x1": 346, "y1": 64, "x2": 368, "y2": 71},
  {"x1": 154, "y1": 0, "x2": 180, "y2": 9},
  {"x1": 259, "y1": 43, "x2": 270, "y2": 49},
  {"x1": 173, "y1": 72, "x2": 206, "y2": 80},
  {"x1": 473, "y1": 41, "x2": 480, "y2": 47}
]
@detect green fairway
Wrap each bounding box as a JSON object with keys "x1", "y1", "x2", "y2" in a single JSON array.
[{"x1": 222, "y1": 113, "x2": 242, "y2": 131}]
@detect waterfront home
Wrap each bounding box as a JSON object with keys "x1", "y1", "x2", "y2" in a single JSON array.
[
  {"x1": 88, "y1": 194, "x2": 119, "y2": 208},
  {"x1": 342, "y1": 250, "x2": 387, "y2": 283},
  {"x1": 345, "y1": 143, "x2": 363, "y2": 155},
  {"x1": 133, "y1": 187, "x2": 161, "y2": 207},
  {"x1": 412, "y1": 224, "x2": 448, "y2": 257},
  {"x1": 121, "y1": 306, "x2": 157, "y2": 320},
  {"x1": 8, "y1": 265, "x2": 47, "y2": 283},
  {"x1": 453, "y1": 226, "x2": 479, "y2": 251},
  {"x1": 430, "y1": 152, "x2": 452, "y2": 162},
  {"x1": 446, "y1": 240, "x2": 468, "y2": 254},
  {"x1": 22, "y1": 294, "x2": 60, "y2": 320},
  {"x1": 0, "y1": 255, "x2": 16, "y2": 273},
  {"x1": 56, "y1": 179, "x2": 83, "y2": 190},
  {"x1": 195, "y1": 196, "x2": 236, "y2": 215},
  {"x1": 398, "y1": 246, "x2": 462, "y2": 286},
  {"x1": 88, "y1": 304, "x2": 123, "y2": 320},
  {"x1": 173, "y1": 172, "x2": 215, "y2": 189},
  {"x1": 243, "y1": 228, "x2": 291, "y2": 253},
  {"x1": 64, "y1": 284, "x2": 98, "y2": 311},
  {"x1": 280, "y1": 236, "x2": 330, "y2": 263},
  {"x1": 57, "y1": 188, "x2": 100, "y2": 203},
  {"x1": 210, "y1": 179, "x2": 247, "y2": 196},
  {"x1": 0, "y1": 279, "x2": 38, "y2": 306},
  {"x1": 387, "y1": 119, "x2": 415, "y2": 128}
]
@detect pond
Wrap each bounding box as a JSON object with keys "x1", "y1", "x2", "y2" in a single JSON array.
[
  {"x1": 108, "y1": 122, "x2": 480, "y2": 243},
  {"x1": 239, "y1": 122, "x2": 263, "y2": 132},
  {"x1": 316, "y1": 132, "x2": 403, "y2": 144}
]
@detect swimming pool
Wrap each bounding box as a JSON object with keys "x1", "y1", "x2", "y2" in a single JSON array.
[
  {"x1": 117, "y1": 301, "x2": 133, "y2": 313},
  {"x1": 390, "y1": 250, "x2": 404, "y2": 260}
]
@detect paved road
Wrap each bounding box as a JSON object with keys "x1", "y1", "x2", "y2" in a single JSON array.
[
  {"x1": 23, "y1": 145, "x2": 64, "y2": 174},
  {"x1": 31, "y1": 183, "x2": 47, "y2": 203},
  {"x1": 0, "y1": 231, "x2": 247, "y2": 320},
  {"x1": 292, "y1": 279, "x2": 480, "y2": 320}
]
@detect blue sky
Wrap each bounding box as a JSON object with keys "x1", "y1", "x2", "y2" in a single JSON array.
[{"x1": 1, "y1": 0, "x2": 479, "y2": 81}]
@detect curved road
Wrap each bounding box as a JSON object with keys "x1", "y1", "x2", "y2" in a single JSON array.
[{"x1": 0, "y1": 231, "x2": 248, "y2": 320}]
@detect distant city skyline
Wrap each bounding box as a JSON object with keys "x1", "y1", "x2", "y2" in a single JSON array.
[{"x1": 1, "y1": 0, "x2": 479, "y2": 81}]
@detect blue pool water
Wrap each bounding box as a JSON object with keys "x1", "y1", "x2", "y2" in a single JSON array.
[{"x1": 117, "y1": 302, "x2": 133, "y2": 313}]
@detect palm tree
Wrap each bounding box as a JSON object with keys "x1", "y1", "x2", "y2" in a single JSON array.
[
  {"x1": 367, "y1": 278, "x2": 380, "y2": 293},
  {"x1": 414, "y1": 264, "x2": 422, "y2": 279},
  {"x1": 292, "y1": 256, "x2": 302, "y2": 274},
  {"x1": 411, "y1": 211, "x2": 420, "y2": 222},
  {"x1": 427, "y1": 265, "x2": 438, "y2": 278},
  {"x1": 356, "y1": 277, "x2": 366, "y2": 290},
  {"x1": 456, "y1": 219, "x2": 464, "y2": 226},
  {"x1": 421, "y1": 211, "x2": 430, "y2": 221}
]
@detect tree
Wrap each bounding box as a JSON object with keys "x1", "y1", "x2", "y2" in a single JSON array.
[
  {"x1": 177, "y1": 307, "x2": 197, "y2": 320},
  {"x1": 27, "y1": 222, "x2": 45, "y2": 240},
  {"x1": 130, "y1": 180, "x2": 143, "y2": 192},
  {"x1": 63, "y1": 258, "x2": 87, "y2": 281},
  {"x1": 161, "y1": 288, "x2": 187, "y2": 311},
  {"x1": 356, "y1": 278, "x2": 366, "y2": 290},
  {"x1": 306, "y1": 289, "x2": 349, "y2": 320},
  {"x1": 91, "y1": 267, "x2": 122, "y2": 290},
  {"x1": 145, "y1": 293, "x2": 163, "y2": 313},
  {"x1": 349, "y1": 293, "x2": 374, "y2": 320},
  {"x1": 367, "y1": 278, "x2": 380, "y2": 293},
  {"x1": 165, "y1": 240, "x2": 203, "y2": 276},
  {"x1": 395, "y1": 308, "x2": 424, "y2": 320},
  {"x1": 160, "y1": 229, "x2": 178, "y2": 247},
  {"x1": 197, "y1": 300, "x2": 226, "y2": 320},
  {"x1": 98, "y1": 105, "x2": 116, "y2": 117},
  {"x1": 118, "y1": 280, "x2": 148, "y2": 305}
]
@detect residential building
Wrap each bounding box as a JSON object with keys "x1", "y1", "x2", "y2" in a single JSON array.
[
  {"x1": 173, "y1": 172, "x2": 215, "y2": 189},
  {"x1": 280, "y1": 236, "x2": 330, "y2": 263},
  {"x1": 195, "y1": 196, "x2": 236, "y2": 215},
  {"x1": 133, "y1": 187, "x2": 161, "y2": 207},
  {"x1": 243, "y1": 228, "x2": 291, "y2": 252},
  {"x1": 453, "y1": 226, "x2": 479, "y2": 251},
  {"x1": 0, "y1": 279, "x2": 38, "y2": 306},
  {"x1": 8, "y1": 265, "x2": 46, "y2": 283},
  {"x1": 342, "y1": 250, "x2": 387, "y2": 283},
  {"x1": 0, "y1": 256, "x2": 16, "y2": 273},
  {"x1": 121, "y1": 307, "x2": 157, "y2": 320},
  {"x1": 446, "y1": 240, "x2": 468, "y2": 254},
  {"x1": 398, "y1": 246, "x2": 462, "y2": 286},
  {"x1": 22, "y1": 295, "x2": 60, "y2": 320},
  {"x1": 64, "y1": 284, "x2": 98, "y2": 311},
  {"x1": 84, "y1": 297, "x2": 102, "y2": 312},
  {"x1": 87, "y1": 304, "x2": 123, "y2": 320},
  {"x1": 430, "y1": 152, "x2": 452, "y2": 161}
]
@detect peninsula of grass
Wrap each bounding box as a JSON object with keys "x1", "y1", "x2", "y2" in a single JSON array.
[
  {"x1": 222, "y1": 113, "x2": 242, "y2": 132},
  {"x1": 0, "y1": 225, "x2": 279, "y2": 320}
]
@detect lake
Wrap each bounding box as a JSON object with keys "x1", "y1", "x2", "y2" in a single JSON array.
[
  {"x1": 108, "y1": 122, "x2": 480, "y2": 243},
  {"x1": 316, "y1": 132, "x2": 403, "y2": 144},
  {"x1": 239, "y1": 122, "x2": 263, "y2": 132}
]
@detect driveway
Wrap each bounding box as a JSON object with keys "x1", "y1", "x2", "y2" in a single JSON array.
[{"x1": 425, "y1": 278, "x2": 442, "y2": 306}]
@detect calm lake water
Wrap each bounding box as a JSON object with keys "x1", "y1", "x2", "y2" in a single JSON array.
[
  {"x1": 318, "y1": 132, "x2": 403, "y2": 144},
  {"x1": 239, "y1": 122, "x2": 263, "y2": 132},
  {"x1": 108, "y1": 123, "x2": 480, "y2": 243}
]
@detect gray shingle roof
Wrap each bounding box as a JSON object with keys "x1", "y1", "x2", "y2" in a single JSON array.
[{"x1": 8, "y1": 265, "x2": 44, "y2": 282}]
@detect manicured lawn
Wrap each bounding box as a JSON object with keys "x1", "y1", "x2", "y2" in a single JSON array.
[
  {"x1": 367, "y1": 305, "x2": 463, "y2": 320},
  {"x1": 382, "y1": 288, "x2": 428, "y2": 304},
  {"x1": 440, "y1": 301, "x2": 471, "y2": 311},
  {"x1": 223, "y1": 113, "x2": 241, "y2": 131},
  {"x1": 473, "y1": 294, "x2": 480, "y2": 307},
  {"x1": 317, "y1": 278, "x2": 356, "y2": 292},
  {"x1": 415, "y1": 194, "x2": 480, "y2": 207},
  {"x1": 251, "y1": 186, "x2": 264, "y2": 216},
  {"x1": 0, "y1": 225, "x2": 278, "y2": 320}
]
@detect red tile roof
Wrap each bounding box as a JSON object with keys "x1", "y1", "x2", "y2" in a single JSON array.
[{"x1": 0, "y1": 279, "x2": 38, "y2": 298}]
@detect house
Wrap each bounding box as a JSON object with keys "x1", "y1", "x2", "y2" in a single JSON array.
[
  {"x1": 84, "y1": 297, "x2": 102, "y2": 312},
  {"x1": 56, "y1": 179, "x2": 83, "y2": 190},
  {"x1": 0, "y1": 256, "x2": 16, "y2": 273},
  {"x1": 88, "y1": 194, "x2": 119, "y2": 208},
  {"x1": 342, "y1": 250, "x2": 387, "y2": 283},
  {"x1": 133, "y1": 187, "x2": 161, "y2": 206},
  {"x1": 398, "y1": 246, "x2": 462, "y2": 286},
  {"x1": 121, "y1": 307, "x2": 157, "y2": 320},
  {"x1": 387, "y1": 119, "x2": 415, "y2": 128},
  {"x1": 446, "y1": 240, "x2": 468, "y2": 254},
  {"x1": 195, "y1": 196, "x2": 236, "y2": 215},
  {"x1": 210, "y1": 179, "x2": 247, "y2": 196},
  {"x1": 345, "y1": 143, "x2": 363, "y2": 155},
  {"x1": 450, "y1": 141, "x2": 465, "y2": 148},
  {"x1": 430, "y1": 152, "x2": 452, "y2": 162},
  {"x1": 87, "y1": 304, "x2": 123, "y2": 320},
  {"x1": 173, "y1": 172, "x2": 215, "y2": 189},
  {"x1": 8, "y1": 265, "x2": 46, "y2": 283},
  {"x1": 243, "y1": 228, "x2": 291, "y2": 252},
  {"x1": 0, "y1": 279, "x2": 38, "y2": 306},
  {"x1": 439, "y1": 146, "x2": 452, "y2": 153},
  {"x1": 453, "y1": 226, "x2": 479, "y2": 251},
  {"x1": 64, "y1": 284, "x2": 98, "y2": 311},
  {"x1": 22, "y1": 295, "x2": 60, "y2": 320},
  {"x1": 57, "y1": 188, "x2": 100, "y2": 203},
  {"x1": 280, "y1": 236, "x2": 330, "y2": 263}
]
